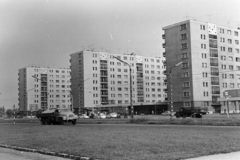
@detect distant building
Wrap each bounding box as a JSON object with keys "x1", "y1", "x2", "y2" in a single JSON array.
[
  {"x1": 18, "y1": 66, "x2": 71, "y2": 112},
  {"x1": 162, "y1": 20, "x2": 240, "y2": 113},
  {"x1": 218, "y1": 89, "x2": 240, "y2": 113},
  {"x1": 70, "y1": 51, "x2": 167, "y2": 114}
]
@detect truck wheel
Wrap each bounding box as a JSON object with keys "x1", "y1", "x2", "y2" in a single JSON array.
[
  {"x1": 72, "y1": 119, "x2": 77, "y2": 125},
  {"x1": 41, "y1": 118, "x2": 46, "y2": 125},
  {"x1": 59, "y1": 118, "x2": 64, "y2": 125},
  {"x1": 191, "y1": 114, "x2": 196, "y2": 118},
  {"x1": 45, "y1": 118, "x2": 51, "y2": 125}
]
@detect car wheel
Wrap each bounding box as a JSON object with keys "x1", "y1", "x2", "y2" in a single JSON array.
[
  {"x1": 41, "y1": 118, "x2": 46, "y2": 125},
  {"x1": 72, "y1": 119, "x2": 77, "y2": 125}
]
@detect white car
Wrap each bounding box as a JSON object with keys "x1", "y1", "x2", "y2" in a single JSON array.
[
  {"x1": 98, "y1": 113, "x2": 106, "y2": 119},
  {"x1": 106, "y1": 112, "x2": 119, "y2": 118},
  {"x1": 78, "y1": 114, "x2": 89, "y2": 119}
]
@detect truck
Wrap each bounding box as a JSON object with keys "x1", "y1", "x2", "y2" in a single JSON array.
[
  {"x1": 175, "y1": 107, "x2": 206, "y2": 118},
  {"x1": 36, "y1": 108, "x2": 78, "y2": 125}
]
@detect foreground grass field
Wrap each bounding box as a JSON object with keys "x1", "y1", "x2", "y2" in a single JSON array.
[{"x1": 0, "y1": 123, "x2": 240, "y2": 160}]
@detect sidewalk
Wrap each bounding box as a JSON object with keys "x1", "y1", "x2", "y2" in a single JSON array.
[
  {"x1": 186, "y1": 151, "x2": 240, "y2": 160},
  {"x1": 0, "y1": 147, "x2": 70, "y2": 160}
]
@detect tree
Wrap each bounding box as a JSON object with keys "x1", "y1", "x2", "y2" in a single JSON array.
[{"x1": 6, "y1": 109, "x2": 13, "y2": 118}]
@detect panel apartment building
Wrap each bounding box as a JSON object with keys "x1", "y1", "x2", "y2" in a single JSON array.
[
  {"x1": 70, "y1": 51, "x2": 167, "y2": 114},
  {"x1": 18, "y1": 66, "x2": 71, "y2": 111},
  {"x1": 162, "y1": 19, "x2": 240, "y2": 113}
]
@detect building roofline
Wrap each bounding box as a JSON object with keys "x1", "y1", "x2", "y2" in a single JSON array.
[{"x1": 162, "y1": 19, "x2": 240, "y2": 31}]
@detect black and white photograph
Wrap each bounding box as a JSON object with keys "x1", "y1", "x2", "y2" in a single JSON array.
[{"x1": 0, "y1": 0, "x2": 240, "y2": 159}]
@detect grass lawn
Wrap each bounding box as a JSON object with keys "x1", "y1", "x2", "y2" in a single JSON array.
[{"x1": 0, "y1": 124, "x2": 240, "y2": 160}]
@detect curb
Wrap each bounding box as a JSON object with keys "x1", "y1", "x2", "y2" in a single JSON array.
[{"x1": 0, "y1": 144, "x2": 99, "y2": 160}]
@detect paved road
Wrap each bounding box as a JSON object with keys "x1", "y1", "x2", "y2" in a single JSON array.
[
  {"x1": 0, "y1": 147, "x2": 69, "y2": 160},
  {"x1": 186, "y1": 151, "x2": 240, "y2": 160}
]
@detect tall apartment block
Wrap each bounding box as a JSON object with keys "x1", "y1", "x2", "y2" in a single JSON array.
[
  {"x1": 18, "y1": 66, "x2": 71, "y2": 111},
  {"x1": 162, "y1": 20, "x2": 240, "y2": 113},
  {"x1": 70, "y1": 51, "x2": 167, "y2": 114}
]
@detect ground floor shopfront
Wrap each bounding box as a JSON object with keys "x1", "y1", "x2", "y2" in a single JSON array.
[{"x1": 76, "y1": 102, "x2": 168, "y2": 115}]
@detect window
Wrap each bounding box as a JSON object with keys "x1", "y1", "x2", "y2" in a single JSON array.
[
  {"x1": 202, "y1": 53, "x2": 207, "y2": 58},
  {"x1": 182, "y1": 72, "x2": 189, "y2": 78},
  {"x1": 201, "y1": 44, "x2": 206, "y2": 49},
  {"x1": 202, "y1": 72, "x2": 208, "y2": 77},
  {"x1": 200, "y1": 25, "x2": 205, "y2": 30},
  {"x1": 230, "y1": 74, "x2": 234, "y2": 79},
  {"x1": 181, "y1": 53, "x2": 188, "y2": 59},
  {"x1": 229, "y1": 56, "x2": 233, "y2": 61},
  {"x1": 236, "y1": 49, "x2": 240, "y2": 53},
  {"x1": 203, "y1": 82, "x2": 208, "y2": 87},
  {"x1": 182, "y1": 62, "x2": 189, "y2": 68},
  {"x1": 221, "y1": 56, "x2": 226, "y2": 60},
  {"x1": 228, "y1": 39, "x2": 232, "y2": 44},
  {"x1": 181, "y1": 33, "x2": 187, "y2": 40},
  {"x1": 201, "y1": 34, "x2": 206, "y2": 39},
  {"x1": 234, "y1": 31, "x2": 239, "y2": 36},
  {"x1": 184, "y1": 102, "x2": 191, "y2": 107},
  {"x1": 123, "y1": 56, "x2": 127, "y2": 60},
  {"x1": 228, "y1": 48, "x2": 233, "y2": 53},
  {"x1": 221, "y1": 47, "x2": 225, "y2": 51},
  {"x1": 227, "y1": 30, "x2": 232, "y2": 35},
  {"x1": 182, "y1": 82, "x2": 190, "y2": 87},
  {"x1": 220, "y1": 28, "x2": 224, "y2": 33},
  {"x1": 230, "y1": 83, "x2": 235, "y2": 88},
  {"x1": 183, "y1": 92, "x2": 190, "y2": 97},
  {"x1": 235, "y1": 40, "x2": 239, "y2": 45},
  {"x1": 181, "y1": 24, "x2": 187, "y2": 30},
  {"x1": 237, "y1": 66, "x2": 240, "y2": 70},
  {"x1": 220, "y1": 37, "x2": 225, "y2": 43},
  {"x1": 181, "y1": 43, "x2": 188, "y2": 49},
  {"x1": 202, "y1": 63, "x2": 207, "y2": 68},
  {"x1": 229, "y1": 65, "x2": 233, "y2": 70}
]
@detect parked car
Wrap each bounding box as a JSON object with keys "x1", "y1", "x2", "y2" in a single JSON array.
[
  {"x1": 106, "y1": 112, "x2": 120, "y2": 118},
  {"x1": 98, "y1": 113, "x2": 106, "y2": 119},
  {"x1": 161, "y1": 111, "x2": 176, "y2": 116},
  {"x1": 78, "y1": 114, "x2": 89, "y2": 119}
]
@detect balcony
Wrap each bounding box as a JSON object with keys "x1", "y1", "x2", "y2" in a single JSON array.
[
  {"x1": 163, "y1": 70, "x2": 167, "y2": 75},
  {"x1": 210, "y1": 63, "x2": 218, "y2": 67},
  {"x1": 162, "y1": 43, "x2": 166, "y2": 48},
  {"x1": 209, "y1": 44, "x2": 218, "y2": 48},
  {"x1": 162, "y1": 34, "x2": 165, "y2": 39},
  {"x1": 211, "y1": 81, "x2": 219, "y2": 85},
  {"x1": 163, "y1": 52, "x2": 166, "y2": 57}
]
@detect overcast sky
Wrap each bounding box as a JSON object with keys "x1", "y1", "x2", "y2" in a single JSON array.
[{"x1": 0, "y1": 0, "x2": 240, "y2": 109}]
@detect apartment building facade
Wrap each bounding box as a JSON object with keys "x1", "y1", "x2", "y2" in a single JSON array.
[
  {"x1": 18, "y1": 66, "x2": 71, "y2": 111},
  {"x1": 70, "y1": 51, "x2": 167, "y2": 114},
  {"x1": 162, "y1": 20, "x2": 240, "y2": 113}
]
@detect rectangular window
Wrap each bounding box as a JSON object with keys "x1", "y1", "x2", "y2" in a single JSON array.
[
  {"x1": 235, "y1": 40, "x2": 239, "y2": 45},
  {"x1": 180, "y1": 24, "x2": 187, "y2": 30},
  {"x1": 182, "y1": 72, "x2": 189, "y2": 78},
  {"x1": 235, "y1": 31, "x2": 239, "y2": 36},
  {"x1": 181, "y1": 33, "x2": 187, "y2": 40},
  {"x1": 181, "y1": 43, "x2": 188, "y2": 49},
  {"x1": 182, "y1": 82, "x2": 190, "y2": 87},
  {"x1": 182, "y1": 62, "x2": 189, "y2": 68},
  {"x1": 181, "y1": 53, "x2": 188, "y2": 59},
  {"x1": 228, "y1": 48, "x2": 233, "y2": 53},
  {"x1": 236, "y1": 49, "x2": 240, "y2": 53},
  {"x1": 229, "y1": 65, "x2": 234, "y2": 70},
  {"x1": 227, "y1": 30, "x2": 232, "y2": 35},
  {"x1": 183, "y1": 92, "x2": 190, "y2": 97}
]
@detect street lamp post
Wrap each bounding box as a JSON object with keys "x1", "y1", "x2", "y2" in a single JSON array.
[
  {"x1": 26, "y1": 87, "x2": 37, "y2": 118},
  {"x1": 168, "y1": 61, "x2": 182, "y2": 117},
  {"x1": 114, "y1": 56, "x2": 134, "y2": 119}
]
